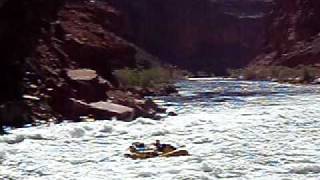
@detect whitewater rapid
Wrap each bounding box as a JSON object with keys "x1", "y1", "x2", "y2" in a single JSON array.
[{"x1": 1, "y1": 79, "x2": 320, "y2": 179}]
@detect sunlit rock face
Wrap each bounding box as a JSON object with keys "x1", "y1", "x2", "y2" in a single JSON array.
[
  {"x1": 108, "y1": 0, "x2": 273, "y2": 75},
  {"x1": 253, "y1": 0, "x2": 320, "y2": 67}
]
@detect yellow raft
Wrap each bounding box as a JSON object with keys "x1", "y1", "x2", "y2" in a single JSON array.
[
  {"x1": 124, "y1": 145, "x2": 189, "y2": 160},
  {"x1": 160, "y1": 149, "x2": 189, "y2": 157}
]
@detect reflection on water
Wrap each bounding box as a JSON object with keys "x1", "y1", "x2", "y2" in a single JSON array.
[{"x1": 1, "y1": 78, "x2": 320, "y2": 179}]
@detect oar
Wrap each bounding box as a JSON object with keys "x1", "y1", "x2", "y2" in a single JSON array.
[{"x1": 177, "y1": 145, "x2": 186, "y2": 148}]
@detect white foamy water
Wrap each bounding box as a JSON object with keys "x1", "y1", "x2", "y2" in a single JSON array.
[{"x1": 1, "y1": 79, "x2": 320, "y2": 179}]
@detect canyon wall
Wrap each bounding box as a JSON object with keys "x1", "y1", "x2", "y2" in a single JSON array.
[
  {"x1": 109, "y1": 0, "x2": 273, "y2": 75},
  {"x1": 253, "y1": 0, "x2": 320, "y2": 67},
  {"x1": 2, "y1": 0, "x2": 320, "y2": 130}
]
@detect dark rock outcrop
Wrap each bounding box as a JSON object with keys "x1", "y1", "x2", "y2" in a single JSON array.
[
  {"x1": 0, "y1": 0, "x2": 163, "y2": 128},
  {"x1": 25, "y1": 0, "x2": 140, "y2": 122},
  {"x1": 109, "y1": 0, "x2": 273, "y2": 75},
  {"x1": 0, "y1": 0, "x2": 65, "y2": 126},
  {"x1": 107, "y1": 90, "x2": 167, "y2": 119},
  {"x1": 253, "y1": 0, "x2": 320, "y2": 67}
]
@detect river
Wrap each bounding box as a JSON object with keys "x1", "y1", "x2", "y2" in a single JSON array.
[{"x1": 1, "y1": 78, "x2": 320, "y2": 179}]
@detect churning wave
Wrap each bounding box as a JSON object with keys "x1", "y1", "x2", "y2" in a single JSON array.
[{"x1": 1, "y1": 79, "x2": 320, "y2": 179}]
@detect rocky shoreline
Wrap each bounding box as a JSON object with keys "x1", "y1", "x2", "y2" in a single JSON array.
[
  {"x1": 228, "y1": 65, "x2": 320, "y2": 85},
  {"x1": 1, "y1": 67, "x2": 179, "y2": 133}
]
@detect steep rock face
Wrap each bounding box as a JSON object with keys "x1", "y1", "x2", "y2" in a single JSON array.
[
  {"x1": 109, "y1": 0, "x2": 273, "y2": 75},
  {"x1": 0, "y1": 0, "x2": 65, "y2": 127},
  {"x1": 0, "y1": 0, "x2": 160, "y2": 128},
  {"x1": 253, "y1": 0, "x2": 320, "y2": 67}
]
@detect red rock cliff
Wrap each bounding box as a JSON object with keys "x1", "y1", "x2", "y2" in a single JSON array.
[{"x1": 253, "y1": 0, "x2": 320, "y2": 67}]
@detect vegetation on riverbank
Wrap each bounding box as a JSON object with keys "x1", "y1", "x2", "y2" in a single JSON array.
[
  {"x1": 227, "y1": 65, "x2": 320, "y2": 83},
  {"x1": 114, "y1": 67, "x2": 187, "y2": 88}
]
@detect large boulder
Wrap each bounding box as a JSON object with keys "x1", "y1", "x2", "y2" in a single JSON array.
[
  {"x1": 66, "y1": 69, "x2": 111, "y2": 102},
  {"x1": 67, "y1": 98, "x2": 135, "y2": 121},
  {"x1": 107, "y1": 90, "x2": 166, "y2": 119},
  {"x1": 67, "y1": 69, "x2": 98, "y2": 81},
  {"x1": 89, "y1": 101, "x2": 134, "y2": 121}
]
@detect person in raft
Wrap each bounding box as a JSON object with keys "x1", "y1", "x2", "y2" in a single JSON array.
[
  {"x1": 153, "y1": 140, "x2": 177, "y2": 153},
  {"x1": 128, "y1": 146, "x2": 158, "y2": 159}
]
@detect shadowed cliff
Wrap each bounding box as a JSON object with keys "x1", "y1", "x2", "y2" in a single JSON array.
[
  {"x1": 253, "y1": 0, "x2": 320, "y2": 67},
  {"x1": 108, "y1": 0, "x2": 273, "y2": 75}
]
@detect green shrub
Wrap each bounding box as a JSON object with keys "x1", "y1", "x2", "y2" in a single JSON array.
[
  {"x1": 277, "y1": 66, "x2": 296, "y2": 81},
  {"x1": 300, "y1": 66, "x2": 318, "y2": 82},
  {"x1": 227, "y1": 68, "x2": 242, "y2": 78},
  {"x1": 113, "y1": 67, "x2": 183, "y2": 88}
]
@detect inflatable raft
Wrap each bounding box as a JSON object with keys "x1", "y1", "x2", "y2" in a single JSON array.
[{"x1": 124, "y1": 142, "x2": 189, "y2": 160}]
